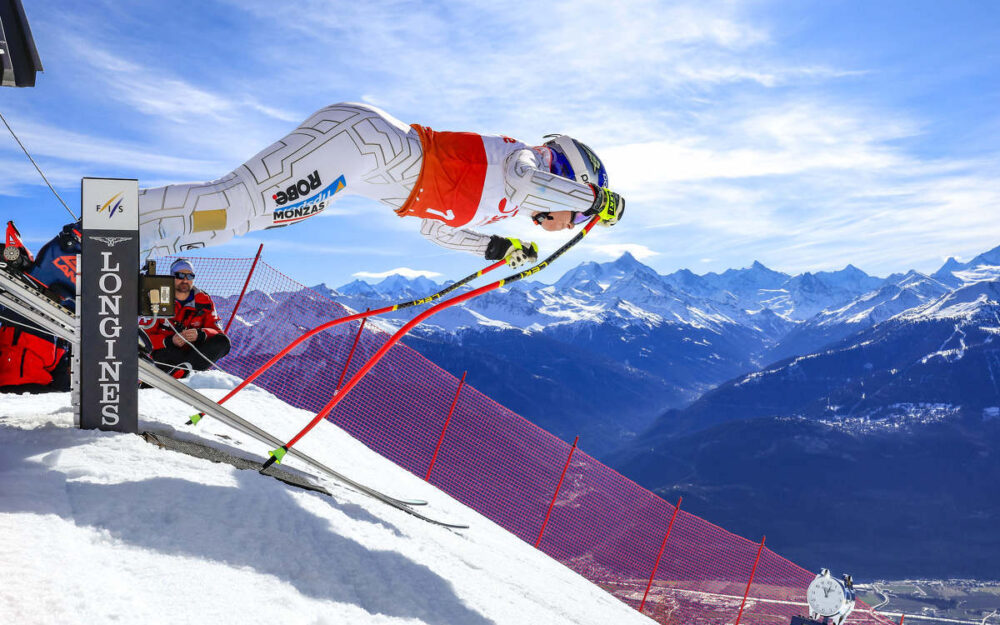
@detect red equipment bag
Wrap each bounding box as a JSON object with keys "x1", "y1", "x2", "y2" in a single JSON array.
[{"x1": 0, "y1": 325, "x2": 66, "y2": 387}]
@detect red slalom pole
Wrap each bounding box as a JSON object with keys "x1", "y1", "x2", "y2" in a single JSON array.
[
  {"x1": 424, "y1": 370, "x2": 467, "y2": 481},
  {"x1": 535, "y1": 435, "x2": 579, "y2": 549},
  {"x1": 278, "y1": 276, "x2": 510, "y2": 456},
  {"x1": 334, "y1": 313, "x2": 368, "y2": 391},
  {"x1": 225, "y1": 243, "x2": 264, "y2": 334},
  {"x1": 261, "y1": 217, "x2": 600, "y2": 468},
  {"x1": 186, "y1": 260, "x2": 506, "y2": 424},
  {"x1": 734, "y1": 536, "x2": 766, "y2": 625},
  {"x1": 639, "y1": 497, "x2": 683, "y2": 613}
]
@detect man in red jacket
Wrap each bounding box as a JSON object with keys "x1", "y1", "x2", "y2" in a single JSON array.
[{"x1": 142, "y1": 258, "x2": 231, "y2": 379}]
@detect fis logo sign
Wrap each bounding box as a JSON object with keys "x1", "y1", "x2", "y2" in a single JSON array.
[
  {"x1": 273, "y1": 171, "x2": 323, "y2": 206},
  {"x1": 272, "y1": 175, "x2": 347, "y2": 225},
  {"x1": 97, "y1": 193, "x2": 125, "y2": 218}
]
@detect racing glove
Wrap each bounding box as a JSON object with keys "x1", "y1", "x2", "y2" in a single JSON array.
[
  {"x1": 586, "y1": 185, "x2": 625, "y2": 226},
  {"x1": 485, "y1": 236, "x2": 539, "y2": 269}
]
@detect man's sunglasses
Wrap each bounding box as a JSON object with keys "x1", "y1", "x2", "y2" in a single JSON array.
[{"x1": 173, "y1": 272, "x2": 195, "y2": 280}]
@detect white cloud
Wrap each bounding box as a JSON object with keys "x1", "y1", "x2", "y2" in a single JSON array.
[
  {"x1": 585, "y1": 243, "x2": 660, "y2": 261},
  {"x1": 7, "y1": 0, "x2": 995, "y2": 285},
  {"x1": 353, "y1": 267, "x2": 443, "y2": 280},
  {"x1": 5, "y1": 119, "x2": 228, "y2": 178}
]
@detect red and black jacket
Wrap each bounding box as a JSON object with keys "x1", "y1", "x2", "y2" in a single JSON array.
[{"x1": 144, "y1": 288, "x2": 224, "y2": 351}]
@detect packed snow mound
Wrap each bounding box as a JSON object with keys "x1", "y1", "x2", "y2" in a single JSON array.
[{"x1": 0, "y1": 372, "x2": 650, "y2": 625}]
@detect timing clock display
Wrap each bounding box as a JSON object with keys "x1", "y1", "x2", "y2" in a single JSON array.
[{"x1": 806, "y1": 569, "x2": 856, "y2": 625}]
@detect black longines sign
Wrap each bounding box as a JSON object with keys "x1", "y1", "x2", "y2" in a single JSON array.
[{"x1": 80, "y1": 178, "x2": 139, "y2": 433}]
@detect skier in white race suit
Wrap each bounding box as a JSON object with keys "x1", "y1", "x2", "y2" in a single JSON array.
[{"x1": 138, "y1": 102, "x2": 625, "y2": 268}]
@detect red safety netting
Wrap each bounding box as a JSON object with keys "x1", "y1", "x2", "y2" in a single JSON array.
[{"x1": 161, "y1": 254, "x2": 896, "y2": 625}]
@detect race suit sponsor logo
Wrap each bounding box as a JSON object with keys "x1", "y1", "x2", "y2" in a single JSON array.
[
  {"x1": 272, "y1": 171, "x2": 323, "y2": 206},
  {"x1": 480, "y1": 198, "x2": 519, "y2": 226},
  {"x1": 272, "y1": 175, "x2": 347, "y2": 224}
]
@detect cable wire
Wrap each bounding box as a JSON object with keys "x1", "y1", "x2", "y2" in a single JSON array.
[
  {"x1": 157, "y1": 317, "x2": 228, "y2": 378},
  {"x1": 0, "y1": 109, "x2": 79, "y2": 221}
]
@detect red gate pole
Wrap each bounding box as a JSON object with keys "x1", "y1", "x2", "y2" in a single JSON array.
[
  {"x1": 899, "y1": 614, "x2": 905, "y2": 625},
  {"x1": 425, "y1": 370, "x2": 467, "y2": 481},
  {"x1": 535, "y1": 435, "x2": 578, "y2": 549},
  {"x1": 639, "y1": 496, "x2": 683, "y2": 613},
  {"x1": 224, "y1": 243, "x2": 264, "y2": 333},
  {"x1": 734, "y1": 536, "x2": 766, "y2": 625},
  {"x1": 334, "y1": 312, "x2": 368, "y2": 392}
]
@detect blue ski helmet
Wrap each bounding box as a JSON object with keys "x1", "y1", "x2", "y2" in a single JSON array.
[{"x1": 543, "y1": 134, "x2": 609, "y2": 188}]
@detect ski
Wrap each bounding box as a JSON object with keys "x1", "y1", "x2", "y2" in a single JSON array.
[
  {"x1": 137, "y1": 361, "x2": 455, "y2": 525},
  {"x1": 0, "y1": 269, "x2": 464, "y2": 528}
]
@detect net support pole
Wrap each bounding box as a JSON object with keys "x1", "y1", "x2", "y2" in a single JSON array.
[
  {"x1": 334, "y1": 312, "x2": 368, "y2": 392},
  {"x1": 535, "y1": 435, "x2": 578, "y2": 549},
  {"x1": 735, "y1": 536, "x2": 766, "y2": 625},
  {"x1": 224, "y1": 243, "x2": 263, "y2": 333},
  {"x1": 425, "y1": 370, "x2": 467, "y2": 481},
  {"x1": 639, "y1": 496, "x2": 683, "y2": 613}
]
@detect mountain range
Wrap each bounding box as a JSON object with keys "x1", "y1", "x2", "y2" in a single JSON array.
[
  {"x1": 223, "y1": 243, "x2": 1000, "y2": 579},
  {"x1": 300, "y1": 247, "x2": 1000, "y2": 578},
  {"x1": 310, "y1": 247, "x2": 998, "y2": 460}
]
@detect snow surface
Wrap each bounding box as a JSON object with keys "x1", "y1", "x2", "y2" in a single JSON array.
[{"x1": 0, "y1": 371, "x2": 651, "y2": 625}]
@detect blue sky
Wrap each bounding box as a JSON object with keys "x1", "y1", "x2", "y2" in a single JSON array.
[{"x1": 2, "y1": 0, "x2": 998, "y2": 286}]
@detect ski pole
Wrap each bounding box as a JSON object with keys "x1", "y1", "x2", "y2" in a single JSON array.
[
  {"x1": 262, "y1": 216, "x2": 600, "y2": 468},
  {"x1": 186, "y1": 259, "x2": 507, "y2": 424}
]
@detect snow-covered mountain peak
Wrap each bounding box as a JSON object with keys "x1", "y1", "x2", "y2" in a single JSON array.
[
  {"x1": 554, "y1": 253, "x2": 658, "y2": 290},
  {"x1": 336, "y1": 279, "x2": 380, "y2": 297},
  {"x1": 967, "y1": 244, "x2": 1000, "y2": 268},
  {"x1": 898, "y1": 279, "x2": 1000, "y2": 321},
  {"x1": 313, "y1": 243, "x2": 1000, "y2": 346},
  {"x1": 953, "y1": 265, "x2": 1000, "y2": 285},
  {"x1": 308, "y1": 282, "x2": 340, "y2": 297},
  {"x1": 376, "y1": 274, "x2": 440, "y2": 296},
  {"x1": 932, "y1": 245, "x2": 1000, "y2": 287},
  {"x1": 709, "y1": 261, "x2": 789, "y2": 297}
]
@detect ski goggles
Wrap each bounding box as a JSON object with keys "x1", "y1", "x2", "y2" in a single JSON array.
[{"x1": 173, "y1": 272, "x2": 195, "y2": 280}]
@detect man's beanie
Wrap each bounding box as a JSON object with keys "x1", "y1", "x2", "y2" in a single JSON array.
[{"x1": 170, "y1": 258, "x2": 195, "y2": 274}]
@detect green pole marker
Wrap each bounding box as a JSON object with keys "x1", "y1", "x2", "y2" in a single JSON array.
[
  {"x1": 267, "y1": 446, "x2": 287, "y2": 465},
  {"x1": 187, "y1": 412, "x2": 204, "y2": 425}
]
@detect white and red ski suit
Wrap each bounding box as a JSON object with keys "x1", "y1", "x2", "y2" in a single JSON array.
[{"x1": 138, "y1": 103, "x2": 599, "y2": 258}]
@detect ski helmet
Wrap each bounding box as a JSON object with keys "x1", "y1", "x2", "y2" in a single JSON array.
[{"x1": 543, "y1": 134, "x2": 609, "y2": 188}]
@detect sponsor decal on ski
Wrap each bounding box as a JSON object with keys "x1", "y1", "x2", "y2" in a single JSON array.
[{"x1": 272, "y1": 175, "x2": 347, "y2": 225}]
